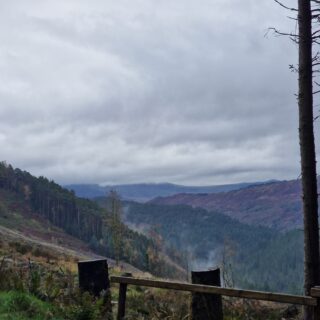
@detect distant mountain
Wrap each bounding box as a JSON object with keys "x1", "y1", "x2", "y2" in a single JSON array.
[
  {"x1": 64, "y1": 184, "x2": 107, "y2": 198},
  {"x1": 151, "y1": 179, "x2": 303, "y2": 230},
  {"x1": 65, "y1": 181, "x2": 275, "y2": 202}
]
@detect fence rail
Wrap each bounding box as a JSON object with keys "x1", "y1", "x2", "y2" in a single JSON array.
[{"x1": 110, "y1": 276, "x2": 318, "y2": 306}]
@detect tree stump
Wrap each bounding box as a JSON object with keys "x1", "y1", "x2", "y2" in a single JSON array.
[
  {"x1": 78, "y1": 259, "x2": 110, "y2": 297},
  {"x1": 191, "y1": 268, "x2": 223, "y2": 320}
]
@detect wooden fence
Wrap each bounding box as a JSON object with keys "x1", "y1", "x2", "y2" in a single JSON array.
[
  {"x1": 77, "y1": 259, "x2": 320, "y2": 319},
  {"x1": 111, "y1": 275, "x2": 320, "y2": 320}
]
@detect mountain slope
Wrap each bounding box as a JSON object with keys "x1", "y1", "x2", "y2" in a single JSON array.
[
  {"x1": 0, "y1": 162, "x2": 183, "y2": 278},
  {"x1": 0, "y1": 188, "x2": 102, "y2": 263},
  {"x1": 151, "y1": 180, "x2": 303, "y2": 230},
  {"x1": 124, "y1": 201, "x2": 304, "y2": 293},
  {"x1": 65, "y1": 181, "x2": 272, "y2": 202}
]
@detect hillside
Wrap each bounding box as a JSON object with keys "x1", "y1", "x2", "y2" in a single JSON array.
[
  {"x1": 151, "y1": 179, "x2": 303, "y2": 230},
  {"x1": 0, "y1": 191, "x2": 102, "y2": 268},
  {"x1": 0, "y1": 162, "x2": 306, "y2": 294},
  {"x1": 0, "y1": 162, "x2": 183, "y2": 279},
  {"x1": 123, "y1": 201, "x2": 304, "y2": 293},
  {"x1": 65, "y1": 181, "x2": 270, "y2": 202}
]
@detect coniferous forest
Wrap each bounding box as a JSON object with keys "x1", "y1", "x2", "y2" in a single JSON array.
[
  {"x1": 0, "y1": 161, "x2": 182, "y2": 278},
  {"x1": 124, "y1": 202, "x2": 304, "y2": 294}
]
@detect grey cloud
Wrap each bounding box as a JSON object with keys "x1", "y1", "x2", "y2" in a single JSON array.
[{"x1": 0, "y1": 0, "x2": 307, "y2": 185}]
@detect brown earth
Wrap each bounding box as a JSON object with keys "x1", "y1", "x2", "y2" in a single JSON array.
[{"x1": 151, "y1": 179, "x2": 303, "y2": 230}]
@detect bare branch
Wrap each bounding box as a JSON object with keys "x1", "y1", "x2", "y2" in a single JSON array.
[
  {"x1": 290, "y1": 64, "x2": 298, "y2": 72},
  {"x1": 268, "y1": 27, "x2": 299, "y2": 38},
  {"x1": 273, "y1": 0, "x2": 297, "y2": 11}
]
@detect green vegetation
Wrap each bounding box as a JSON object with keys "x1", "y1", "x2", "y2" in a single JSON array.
[
  {"x1": 238, "y1": 230, "x2": 303, "y2": 293},
  {"x1": 111, "y1": 284, "x2": 294, "y2": 320},
  {"x1": 0, "y1": 259, "x2": 112, "y2": 320},
  {"x1": 125, "y1": 202, "x2": 304, "y2": 293},
  {"x1": 0, "y1": 260, "x2": 291, "y2": 320},
  {"x1": 0, "y1": 291, "x2": 60, "y2": 320}
]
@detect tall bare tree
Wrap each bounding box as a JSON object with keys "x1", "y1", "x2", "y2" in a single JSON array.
[
  {"x1": 298, "y1": 1, "x2": 320, "y2": 318},
  {"x1": 272, "y1": 1, "x2": 320, "y2": 318}
]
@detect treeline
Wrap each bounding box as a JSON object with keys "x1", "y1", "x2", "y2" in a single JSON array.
[
  {"x1": 0, "y1": 162, "x2": 102, "y2": 242},
  {"x1": 0, "y1": 162, "x2": 182, "y2": 278}
]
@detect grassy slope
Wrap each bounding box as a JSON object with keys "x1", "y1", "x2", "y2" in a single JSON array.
[
  {"x1": 0, "y1": 291, "x2": 61, "y2": 320},
  {"x1": 0, "y1": 188, "x2": 146, "y2": 276},
  {"x1": 0, "y1": 189, "x2": 101, "y2": 268}
]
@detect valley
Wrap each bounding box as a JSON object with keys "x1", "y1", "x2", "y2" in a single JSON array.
[
  {"x1": 0, "y1": 162, "x2": 307, "y2": 320},
  {"x1": 122, "y1": 201, "x2": 304, "y2": 294},
  {"x1": 0, "y1": 162, "x2": 307, "y2": 294}
]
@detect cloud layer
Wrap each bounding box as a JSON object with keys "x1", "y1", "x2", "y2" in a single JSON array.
[{"x1": 0, "y1": 0, "x2": 309, "y2": 185}]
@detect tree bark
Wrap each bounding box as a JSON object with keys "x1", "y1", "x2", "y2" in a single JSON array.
[{"x1": 298, "y1": 0, "x2": 320, "y2": 319}]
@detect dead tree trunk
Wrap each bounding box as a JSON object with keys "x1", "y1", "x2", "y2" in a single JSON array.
[{"x1": 298, "y1": 0, "x2": 320, "y2": 318}]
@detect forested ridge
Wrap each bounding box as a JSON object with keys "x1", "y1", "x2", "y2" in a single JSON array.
[
  {"x1": 125, "y1": 202, "x2": 304, "y2": 293},
  {"x1": 151, "y1": 179, "x2": 304, "y2": 230},
  {"x1": 0, "y1": 162, "x2": 182, "y2": 277},
  {"x1": 0, "y1": 161, "x2": 103, "y2": 242}
]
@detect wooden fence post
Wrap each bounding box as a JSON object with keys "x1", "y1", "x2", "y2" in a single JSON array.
[
  {"x1": 310, "y1": 286, "x2": 320, "y2": 319},
  {"x1": 117, "y1": 273, "x2": 132, "y2": 320},
  {"x1": 78, "y1": 259, "x2": 110, "y2": 296},
  {"x1": 191, "y1": 268, "x2": 223, "y2": 320}
]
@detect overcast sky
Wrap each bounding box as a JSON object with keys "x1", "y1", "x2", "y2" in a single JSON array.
[{"x1": 0, "y1": 0, "x2": 314, "y2": 186}]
